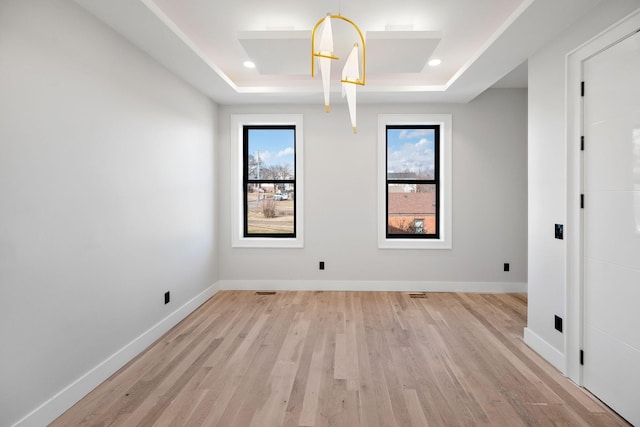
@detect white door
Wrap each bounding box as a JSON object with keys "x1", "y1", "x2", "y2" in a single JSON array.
[{"x1": 583, "y1": 29, "x2": 640, "y2": 426}]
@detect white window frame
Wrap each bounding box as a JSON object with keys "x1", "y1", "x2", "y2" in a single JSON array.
[
  {"x1": 231, "y1": 114, "x2": 304, "y2": 248},
  {"x1": 378, "y1": 114, "x2": 452, "y2": 249}
]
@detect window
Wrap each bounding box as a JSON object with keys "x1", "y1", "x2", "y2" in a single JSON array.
[
  {"x1": 378, "y1": 114, "x2": 452, "y2": 249},
  {"x1": 231, "y1": 115, "x2": 303, "y2": 248},
  {"x1": 243, "y1": 126, "x2": 296, "y2": 237},
  {"x1": 386, "y1": 125, "x2": 439, "y2": 238}
]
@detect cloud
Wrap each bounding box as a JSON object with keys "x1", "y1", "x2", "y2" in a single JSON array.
[
  {"x1": 277, "y1": 147, "x2": 294, "y2": 157},
  {"x1": 388, "y1": 140, "x2": 435, "y2": 175},
  {"x1": 399, "y1": 129, "x2": 432, "y2": 140},
  {"x1": 257, "y1": 151, "x2": 273, "y2": 163}
]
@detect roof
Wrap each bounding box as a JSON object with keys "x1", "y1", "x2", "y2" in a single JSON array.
[
  {"x1": 388, "y1": 192, "x2": 436, "y2": 215},
  {"x1": 387, "y1": 172, "x2": 419, "y2": 180}
]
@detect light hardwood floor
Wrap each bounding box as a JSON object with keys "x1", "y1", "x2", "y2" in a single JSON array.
[{"x1": 52, "y1": 291, "x2": 629, "y2": 426}]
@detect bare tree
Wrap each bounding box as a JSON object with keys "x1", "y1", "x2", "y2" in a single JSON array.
[{"x1": 272, "y1": 163, "x2": 292, "y2": 179}]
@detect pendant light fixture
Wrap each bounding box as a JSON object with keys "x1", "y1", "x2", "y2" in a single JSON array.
[{"x1": 311, "y1": 14, "x2": 366, "y2": 133}]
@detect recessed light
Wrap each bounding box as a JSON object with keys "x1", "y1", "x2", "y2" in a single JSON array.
[
  {"x1": 428, "y1": 58, "x2": 441, "y2": 67},
  {"x1": 243, "y1": 61, "x2": 256, "y2": 69}
]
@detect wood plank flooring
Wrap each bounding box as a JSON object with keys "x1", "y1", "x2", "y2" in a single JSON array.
[{"x1": 51, "y1": 291, "x2": 630, "y2": 426}]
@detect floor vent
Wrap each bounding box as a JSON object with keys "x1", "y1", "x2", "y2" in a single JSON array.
[
  {"x1": 255, "y1": 291, "x2": 277, "y2": 296},
  {"x1": 409, "y1": 293, "x2": 427, "y2": 298}
]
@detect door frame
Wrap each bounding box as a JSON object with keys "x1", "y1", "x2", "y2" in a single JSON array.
[{"x1": 566, "y1": 8, "x2": 640, "y2": 385}]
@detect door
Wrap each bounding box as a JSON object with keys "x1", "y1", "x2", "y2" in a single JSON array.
[{"x1": 583, "y1": 29, "x2": 640, "y2": 426}]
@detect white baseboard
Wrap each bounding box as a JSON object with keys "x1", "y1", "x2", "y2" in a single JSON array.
[
  {"x1": 12, "y1": 283, "x2": 220, "y2": 427},
  {"x1": 218, "y1": 279, "x2": 527, "y2": 293},
  {"x1": 524, "y1": 327, "x2": 567, "y2": 374}
]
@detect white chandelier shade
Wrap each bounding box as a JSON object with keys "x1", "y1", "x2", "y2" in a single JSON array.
[
  {"x1": 342, "y1": 45, "x2": 359, "y2": 132},
  {"x1": 317, "y1": 16, "x2": 334, "y2": 113}
]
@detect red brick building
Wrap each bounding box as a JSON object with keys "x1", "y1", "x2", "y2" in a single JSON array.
[{"x1": 387, "y1": 191, "x2": 436, "y2": 234}]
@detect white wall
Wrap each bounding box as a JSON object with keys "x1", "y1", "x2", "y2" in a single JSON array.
[
  {"x1": 526, "y1": 0, "x2": 640, "y2": 372},
  {"x1": 218, "y1": 89, "x2": 528, "y2": 290},
  {"x1": 0, "y1": 1, "x2": 218, "y2": 425}
]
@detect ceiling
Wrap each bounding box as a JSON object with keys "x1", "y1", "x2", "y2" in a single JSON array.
[{"x1": 74, "y1": 0, "x2": 603, "y2": 105}]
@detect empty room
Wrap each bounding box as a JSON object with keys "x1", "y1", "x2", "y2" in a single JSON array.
[{"x1": 1, "y1": 0, "x2": 639, "y2": 426}]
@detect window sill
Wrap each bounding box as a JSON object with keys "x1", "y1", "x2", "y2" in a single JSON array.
[
  {"x1": 232, "y1": 236, "x2": 304, "y2": 249},
  {"x1": 378, "y1": 237, "x2": 452, "y2": 250}
]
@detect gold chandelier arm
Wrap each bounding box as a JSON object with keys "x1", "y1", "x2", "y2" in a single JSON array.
[
  {"x1": 311, "y1": 14, "x2": 366, "y2": 85},
  {"x1": 314, "y1": 53, "x2": 340, "y2": 60},
  {"x1": 341, "y1": 78, "x2": 365, "y2": 86}
]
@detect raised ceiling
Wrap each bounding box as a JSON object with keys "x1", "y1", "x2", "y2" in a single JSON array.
[{"x1": 74, "y1": 0, "x2": 604, "y2": 105}]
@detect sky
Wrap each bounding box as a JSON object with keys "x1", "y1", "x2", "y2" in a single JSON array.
[
  {"x1": 387, "y1": 128, "x2": 435, "y2": 176},
  {"x1": 248, "y1": 128, "x2": 295, "y2": 169}
]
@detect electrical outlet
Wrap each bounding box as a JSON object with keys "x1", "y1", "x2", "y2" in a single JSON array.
[
  {"x1": 504, "y1": 263, "x2": 510, "y2": 272},
  {"x1": 554, "y1": 315, "x2": 563, "y2": 333},
  {"x1": 164, "y1": 291, "x2": 170, "y2": 305},
  {"x1": 319, "y1": 261, "x2": 325, "y2": 270}
]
